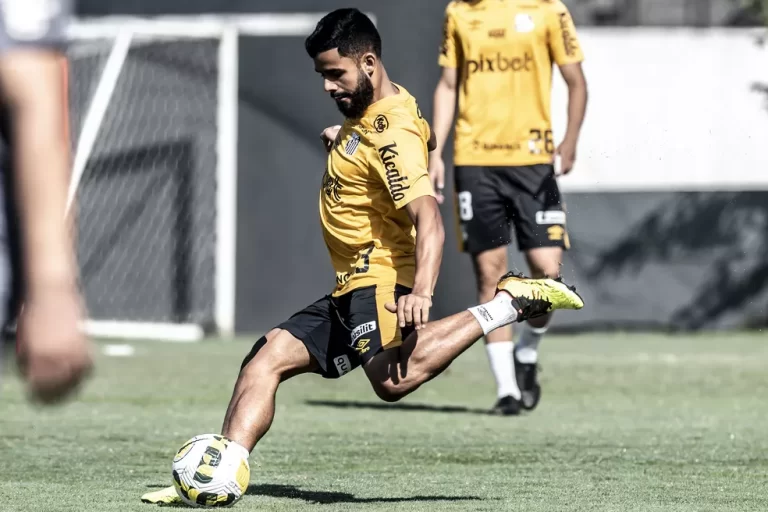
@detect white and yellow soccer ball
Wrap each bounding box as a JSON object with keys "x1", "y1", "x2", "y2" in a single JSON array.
[{"x1": 171, "y1": 434, "x2": 250, "y2": 508}]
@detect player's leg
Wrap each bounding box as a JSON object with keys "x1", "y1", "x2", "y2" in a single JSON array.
[
  {"x1": 362, "y1": 274, "x2": 583, "y2": 403},
  {"x1": 220, "y1": 328, "x2": 319, "y2": 451},
  {"x1": 507, "y1": 164, "x2": 570, "y2": 410},
  {"x1": 142, "y1": 297, "x2": 342, "y2": 505},
  {"x1": 454, "y1": 166, "x2": 522, "y2": 415}
]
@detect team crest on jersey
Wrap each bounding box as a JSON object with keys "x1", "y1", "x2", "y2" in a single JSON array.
[
  {"x1": 514, "y1": 13, "x2": 535, "y2": 33},
  {"x1": 345, "y1": 133, "x2": 361, "y2": 155}
]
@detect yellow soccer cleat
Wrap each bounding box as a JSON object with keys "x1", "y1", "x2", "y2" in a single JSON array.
[
  {"x1": 496, "y1": 272, "x2": 584, "y2": 321},
  {"x1": 141, "y1": 485, "x2": 182, "y2": 505}
]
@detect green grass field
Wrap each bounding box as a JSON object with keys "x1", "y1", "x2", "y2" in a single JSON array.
[{"x1": 2, "y1": 332, "x2": 768, "y2": 511}]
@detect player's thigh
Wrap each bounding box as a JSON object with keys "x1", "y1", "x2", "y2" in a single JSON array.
[
  {"x1": 507, "y1": 164, "x2": 569, "y2": 261},
  {"x1": 239, "y1": 296, "x2": 340, "y2": 380},
  {"x1": 453, "y1": 166, "x2": 511, "y2": 255},
  {"x1": 239, "y1": 328, "x2": 318, "y2": 382},
  {"x1": 341, "y1": 285, "x2": 414, "y2": 392}
]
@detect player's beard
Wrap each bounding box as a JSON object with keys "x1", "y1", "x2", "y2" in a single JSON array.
[{"x1": 332, "y1": 71, "x2": 374, "y2": 119}]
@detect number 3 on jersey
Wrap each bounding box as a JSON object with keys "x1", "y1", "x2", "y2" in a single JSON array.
[{"x1": 458, "y1": 191, "x2": 473, "y2": 221}]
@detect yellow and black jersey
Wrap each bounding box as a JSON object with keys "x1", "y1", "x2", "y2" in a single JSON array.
[
  {"x1": 439, "y1": 0, "x2": 584, "y2": 166},
  {"x1": 320, "y1": 83, "x2": 435, "y2": 296}
]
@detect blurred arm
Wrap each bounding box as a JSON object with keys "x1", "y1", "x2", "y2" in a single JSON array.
[
  {"x1": 0, "y1": 50, "x2": 78, "y2": 294},
  {"x1": 558, "y1": 63, "x2": 588, "y2": 147},
  {"x1": 431, "y1": 67, "x2": 457, "y2": 158}
]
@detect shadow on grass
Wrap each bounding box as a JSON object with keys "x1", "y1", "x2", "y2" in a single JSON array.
[
  {"x1": 246, "y1": 483, "x2": 483, "y2": 504},
  {"x1": 306, "y1": 399, "x2": 491, "y2": 416},
  {"x1": 142, "y1": 483, "x2": 484, "y2": 506}
]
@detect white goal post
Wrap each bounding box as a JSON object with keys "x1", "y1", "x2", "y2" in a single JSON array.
[{"x1": 66, "y1": 13, "x2": 375, "y2": 342}]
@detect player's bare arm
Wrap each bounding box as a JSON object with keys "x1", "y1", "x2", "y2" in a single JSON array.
[
  {"x1": 556, "y1": 62, "x2": 588, "y2": 175},
  {"x1": 386, "y1": 195, "x2": 444, "y2": 330},
  {"x1": 428, "y1": 66, "x2": 458, "y2": 203},
  {"x1": 0, "y1": 50, "x2": 92, "y2": 403}
]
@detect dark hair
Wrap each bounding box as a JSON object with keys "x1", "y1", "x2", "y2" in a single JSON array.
[{"x1": 305, "y1": 8, "x2": 382, "y2": 59}]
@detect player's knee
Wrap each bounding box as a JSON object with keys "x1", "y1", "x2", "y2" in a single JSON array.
[{"x1": 240, "y1": 329, "x2": 296, "y2": 380}]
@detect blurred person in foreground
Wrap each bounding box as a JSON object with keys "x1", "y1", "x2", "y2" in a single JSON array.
[
  {"x1": 0, "y1": 0, "x2": 92, "y2": 402},
  {"x1": 142, "y1": 8, "x2": 583, "y2": 506},
  {"x1": 429, "y1": 0, "x2": 588, "y2": 415}
]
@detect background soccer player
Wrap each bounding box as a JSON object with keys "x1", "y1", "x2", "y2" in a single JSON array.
[
  {"x1": 429, "y1": 0, "x2": 588, "y2": 415},
  {"x1": 0, "y1": 0, "x2": 92, "y2": 403}
]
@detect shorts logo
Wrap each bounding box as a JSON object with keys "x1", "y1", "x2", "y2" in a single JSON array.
[
  {"x1": 514, "y1": 13, "x2": 535, "y2": 33},
  {"x1": 374, "y1": 115, "x2": 389, "y2": 133},
  {"x1": 547, "y1": 225, "x2": 566, "y2": 241},
  {"x1": 351, "y1": 321, "x2": 377, "y2": 343},
  {"x1": 355, "y1": 339, "x2": 371, "y2": 355},
  {"x1": 535, "y1": 210, "x2": 566, "y2": 225},
  {"x1": 333, "y1": 355, "x2": 352, "y2": 376},
  {"x1": 345, "y1": 133, "x2": 361, "y2": 155}
]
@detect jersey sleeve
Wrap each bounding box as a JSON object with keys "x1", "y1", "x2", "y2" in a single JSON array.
[
  {"x1": 546, "y1": 1, "x2": 584, "y2": 66},
  {"x1": 0, "y1": 0, "x2": 71, "y2": 54},
  {"x1": 372, "y1": 117, "x2": 434, "y2": 210},
  {"x1": 438, "y1": 3, "x2": 460, "y2": 69}
]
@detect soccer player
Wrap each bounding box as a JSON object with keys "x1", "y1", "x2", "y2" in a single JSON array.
[
  {"x1": 429, "y1": 0, "x2": 588, "y2": 415},
  {"x1": 142, "y1": 9, "x2": 583, "y2": 505},
  {"x1": 0, "y1": 0, "x2": 92, "y2": 402}
]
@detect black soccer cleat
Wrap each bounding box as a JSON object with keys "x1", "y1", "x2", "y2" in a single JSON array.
[
  {"x1": 514, "y1": 350, "x2": 541, "y2": 411},
  {"x1": 489, "y1": 395, "x2": 522, "y2": 416}
]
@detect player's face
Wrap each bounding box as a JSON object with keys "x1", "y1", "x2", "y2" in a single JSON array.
[{"x1": 313, "y1": 49, "x2": 374, "y2": 119}]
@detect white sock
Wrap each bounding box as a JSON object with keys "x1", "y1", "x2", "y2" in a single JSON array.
[
  {"x1": 468, "y1": 293, "x2": 518, "y2": 336},
  {"x1": 515, "y1": 323, "x2": 548, "y2": 364},
  {"x1": 485, "y1": 342, "x2": 521, "y2": 399}
]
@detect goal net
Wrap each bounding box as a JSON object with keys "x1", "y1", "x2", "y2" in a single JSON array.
[
  {"x1": 65, "y1": 14, "x2": 375, "y2": 341},
  {"x1": 66, "y1": 20, "x2": 234, "y2": 341}
]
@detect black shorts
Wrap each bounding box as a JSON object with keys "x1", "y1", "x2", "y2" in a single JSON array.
[
  {"x1": 453, "y1": 164, "x2": 570, "y2": 254},
  {"x1": 244, "y1": 284, "x2": 414, "y2": 379}
]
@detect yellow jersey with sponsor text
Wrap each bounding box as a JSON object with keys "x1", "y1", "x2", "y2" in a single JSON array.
[
  {"x1": 439, "y1": 0, "x2": 584, "y2": 166},
  {"x1": 320, "y1": 84, "x2": 435, "y2": 297}
]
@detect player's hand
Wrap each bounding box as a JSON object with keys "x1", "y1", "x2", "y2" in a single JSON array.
[
  {"x1": 428, "y1": 155, "x2": 445, "y2": 204},
  {"x1": 385, "y1": 293, "x2": 432, "y2": 331},
  {"x1": 16, "y1": 286, "x2": 93, "y2": 405},
  {"x1": 555, "y1": 138, "x2": 577, "y2": 175},
  {"x1": 320, "y1": 125, "x2": 342, "y2": 152}
]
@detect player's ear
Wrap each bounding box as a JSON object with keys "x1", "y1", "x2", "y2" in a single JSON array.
[{"x1": 361, "y1": 53, "x2": 376, "y2": 77}]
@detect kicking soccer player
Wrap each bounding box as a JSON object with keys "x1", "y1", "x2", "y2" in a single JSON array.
[
  {"x1": 142, "y1": 8, "x2": 583, "y2": 505},
  {"x1": 0, "y1": 0, "x2": 92, "y2": 402},
  {"x1": 429, "y1": 0, "x2": 588, "y2": 415}
]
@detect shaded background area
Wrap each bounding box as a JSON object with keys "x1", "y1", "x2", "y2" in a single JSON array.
[
  {"x1": 60, "y1": 0, "x2": 768, "y2": 334},
  {"x1": 76, "y1": 0, "x2": 767, "y2": 27}
]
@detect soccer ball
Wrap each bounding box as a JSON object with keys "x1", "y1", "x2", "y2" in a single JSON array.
[{"x1": 171, "y1": 434, "x2": 250, "y2": 508}]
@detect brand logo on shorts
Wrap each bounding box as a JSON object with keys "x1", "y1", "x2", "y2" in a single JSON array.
[
  {"x1": 333, "y1": 355, "x2": 352, "y2": 376},
  {"x1": 355, "y1": 339, "x2": 371, "y2": 355},
  {"x1": 547, "y1": 225, "x2": 566, "y2": 241},
  {"x1": 535, "y1": 210, "x2": 566, "y2": 225},
  {"x1": 351, "y1": 321, "x2": 377, "y2": 343}
]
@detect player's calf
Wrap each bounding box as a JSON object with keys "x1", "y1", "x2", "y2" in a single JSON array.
[{"x1": 221, "y1": 329, "x2": 318, "y2": 451}]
